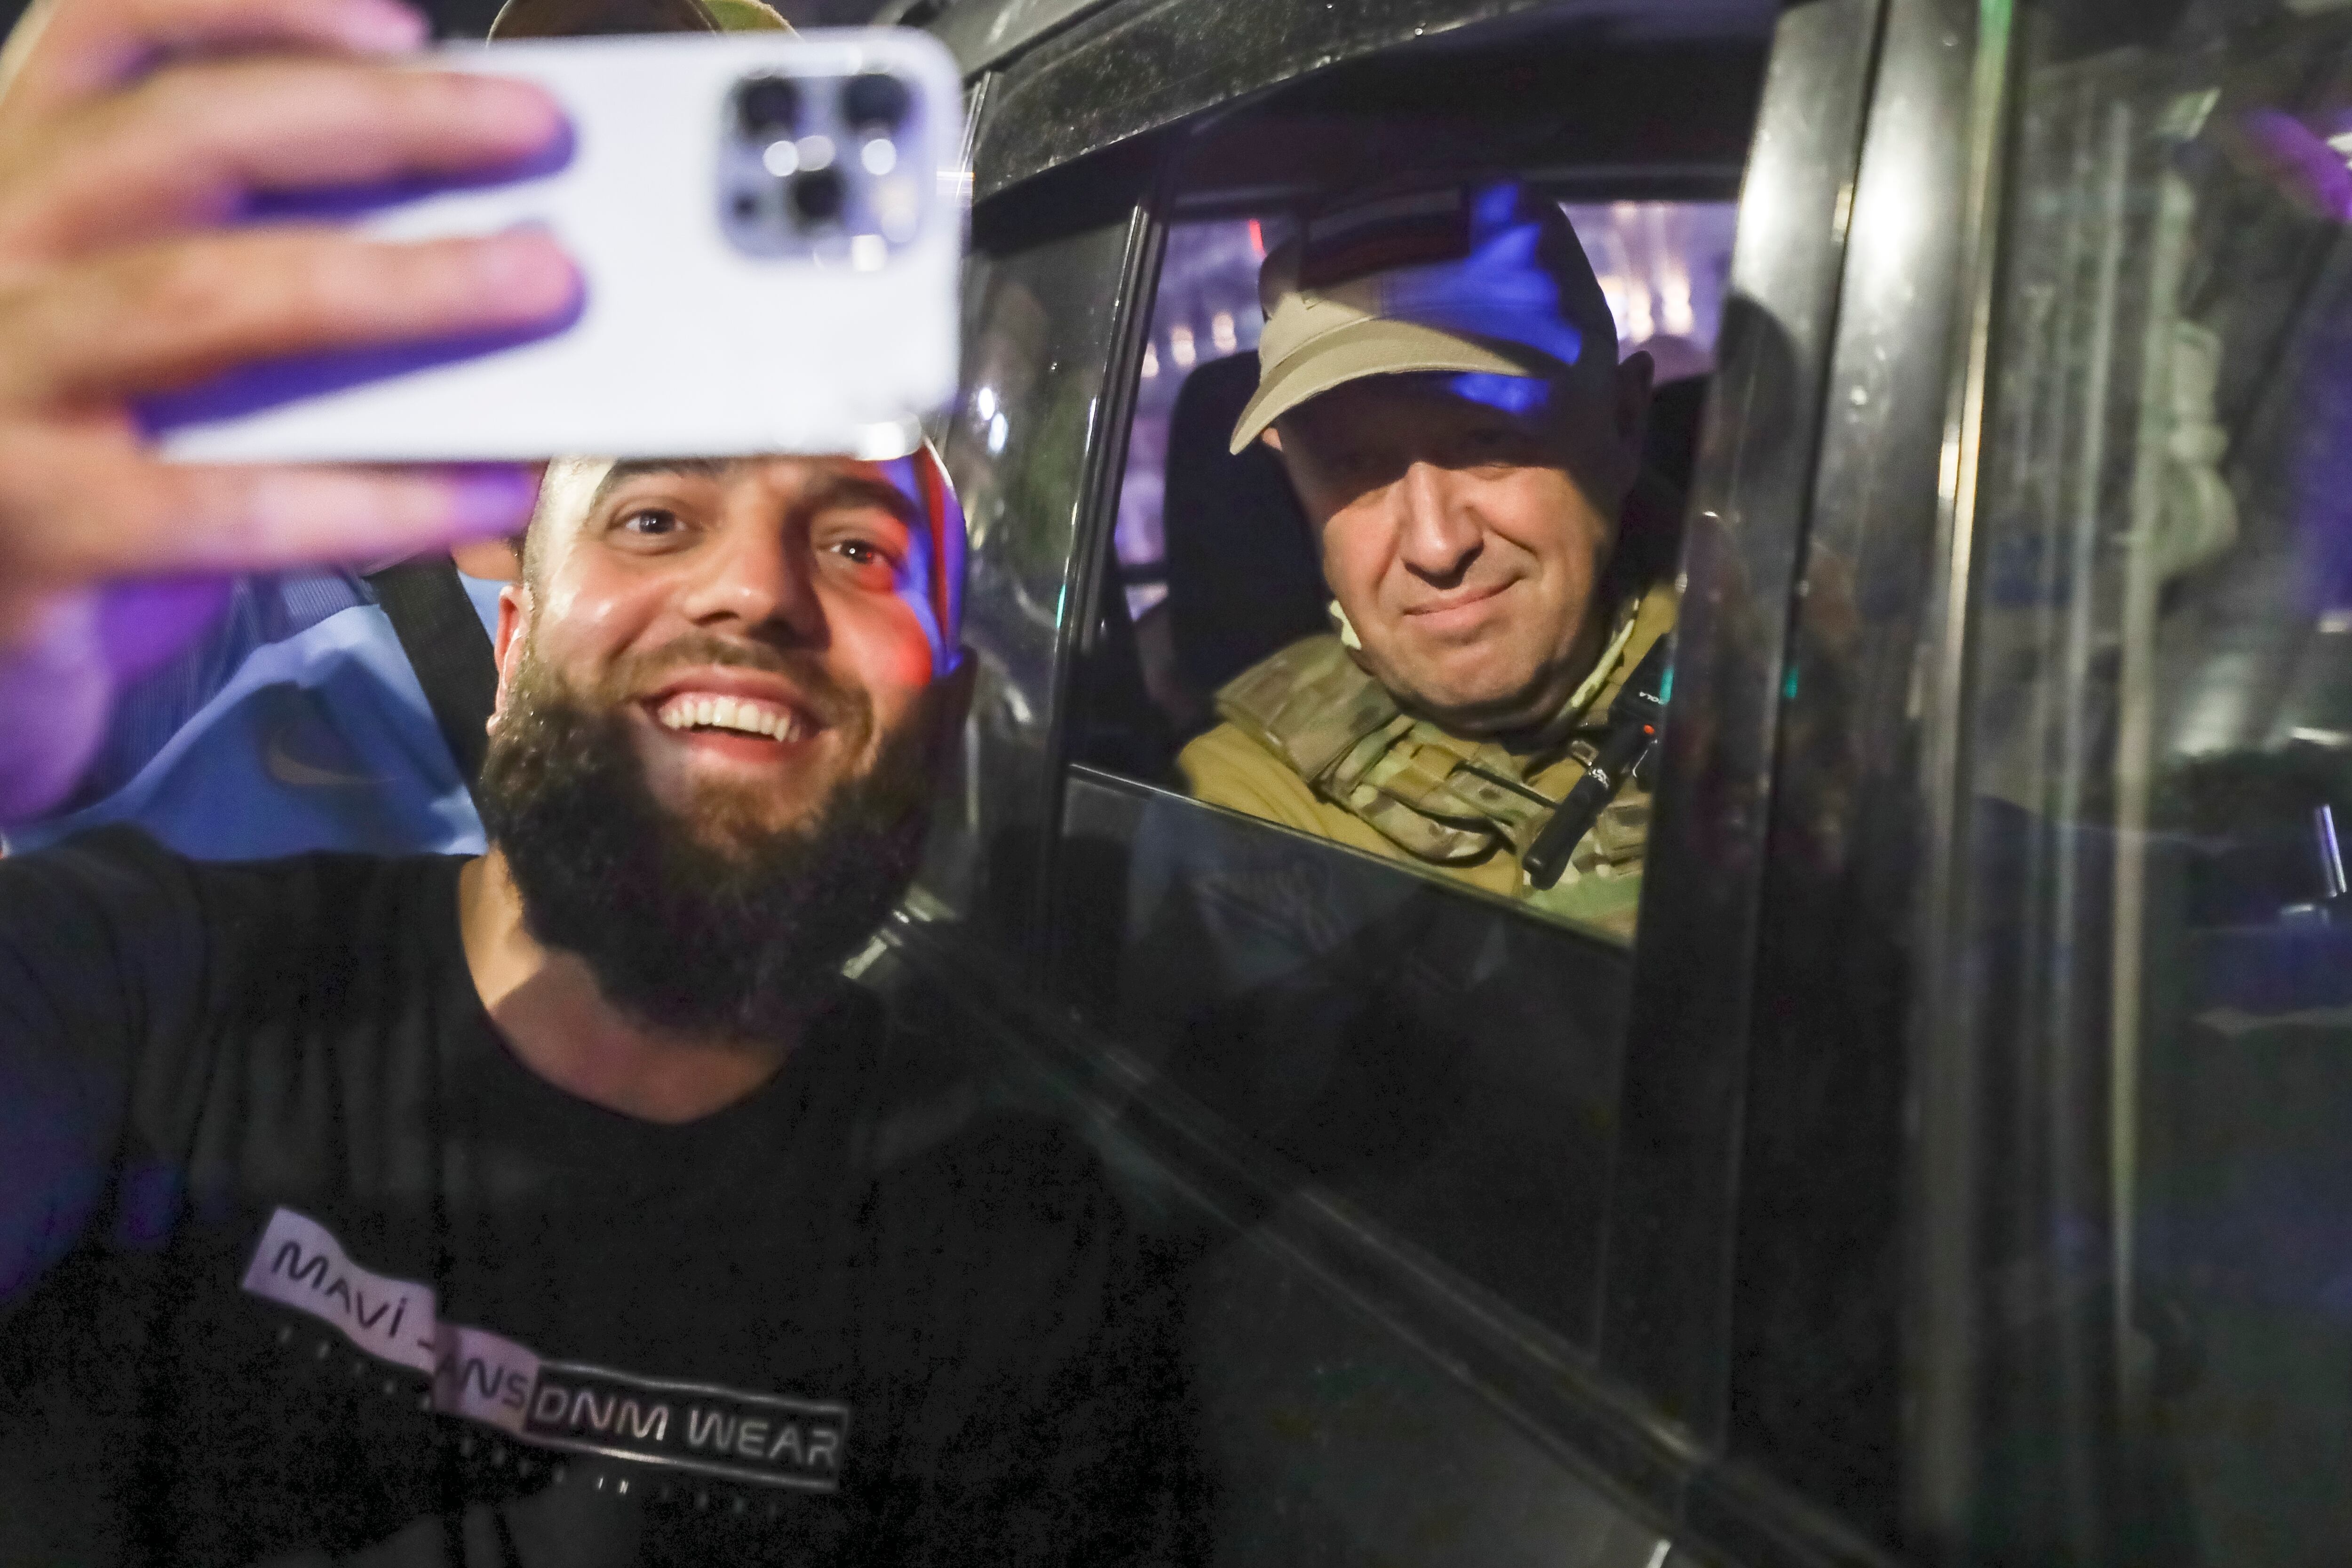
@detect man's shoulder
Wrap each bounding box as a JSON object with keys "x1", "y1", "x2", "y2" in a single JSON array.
[
  {"x1": 0, "y1": 824, "x2": 454, "y2": 963},
  {"x1": 1177, "y1": 631, "x2": 1400, "y2": 821},
  {"x1": 1216, "y1": 630, "x2": 1356, "y2": 708},
  {"x1": 2, "y1": 822, "x2": 188, "y2": 897},
  {"x1": 7, "y1": 821, "x2": 445, "y2": 898},
  {"x1": 1210, "y1": 633, "x2": 1399, "y2": 776},
  {"x1": 1177, "y1": 719, "x2": 1328, "y2": 830}
]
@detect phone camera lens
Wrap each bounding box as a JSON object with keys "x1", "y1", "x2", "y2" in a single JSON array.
[
  {"x1": 737, "y1": 76, "x2": 800, "y2": 138},
  {"x1": 789, "y1": 169, "x2": 846, "y2": 225},
  {"x1": 842, "y1": 73, "x2": 911, "y2": 133}
]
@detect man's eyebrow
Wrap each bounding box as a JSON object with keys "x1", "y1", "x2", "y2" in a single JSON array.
[
  {"x1": 582, "y1": 461, "x2": 917, "y2": 525},
  {"x1": 587, "y1": 457, "x2": 734, "y2": 510},
  {"x1": 803, "y1": 473, "x2": 919, "y2": 525}
]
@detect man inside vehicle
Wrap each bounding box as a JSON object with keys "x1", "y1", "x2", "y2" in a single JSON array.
[
  {"x1": 1178, "y1": 183, "x2": 1675, "y2": 939},
  {"x1": 0, "y1": 0, "x2": 1191, "y2": 1560}
]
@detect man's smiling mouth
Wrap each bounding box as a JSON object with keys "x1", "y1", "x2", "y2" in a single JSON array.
[
  {"x1": 652, "y1": 692, "x2": 811, "y2": 742},
  {"x1": 1405, "y1": 581, "x2": 1512, "y2": 619}
]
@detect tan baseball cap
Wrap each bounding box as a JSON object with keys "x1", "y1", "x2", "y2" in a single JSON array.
[
  {"x1": 486, "y1": 0, "x2": 788, "y2": 39},
  {"x1": 1230, "y1": 183, "x2": 1619, "y2": 454}
]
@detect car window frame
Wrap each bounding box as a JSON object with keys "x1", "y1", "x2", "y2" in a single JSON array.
[
  {"x1": 1672, "y1": 0, "x2": 2011, "y2": 1544},
  {"x1": 911, "y1": 114, "x2": 1170, "y2": 956},
  {"x1": 1588, "y1": 0, "x2": 1894, "y2": 1448},
  {"x1": 911, "y1": 0, "x2": 1994, "y2": 1563},
  {"x1": 1001, "y1": 0, "x2": 1867, "y2": 1459}
]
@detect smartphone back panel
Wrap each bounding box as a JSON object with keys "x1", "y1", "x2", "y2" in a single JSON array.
[{"x1": 155, "y1": 31, "x2": 963, "y2": 463}]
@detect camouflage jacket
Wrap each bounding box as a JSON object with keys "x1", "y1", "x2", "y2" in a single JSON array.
[{"x1": 1177, "y1": 583, "x2": 1676, "y2": 938}]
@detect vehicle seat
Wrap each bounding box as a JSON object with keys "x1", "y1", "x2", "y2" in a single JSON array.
[
  {"x1": 1645, "y1": 372, "x2": 1708, "y2": 500},
  {"x1": 1619, "y1": 372, "x2": 1708, "y2": 586},
  {"x1": 1161, "y1": 352, "x2": 1329, "y2": 709}
]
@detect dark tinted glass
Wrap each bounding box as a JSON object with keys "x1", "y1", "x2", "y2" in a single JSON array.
[
  {"x1": 1953, "y1": 3, "x2": 2352, "y2": 1558},
  {"x1": 1055, "y1": 767, "x2": 1632, "y2": 1341}
]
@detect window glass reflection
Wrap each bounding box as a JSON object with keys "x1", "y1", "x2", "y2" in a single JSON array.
[{"x1": 1962, "y1": 8, "x2": 2352, "y2": 1557}]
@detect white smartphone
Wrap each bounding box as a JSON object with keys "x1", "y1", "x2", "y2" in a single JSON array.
[{"x1": 151, "y1": 30, "x2": 964, "y2": 463}]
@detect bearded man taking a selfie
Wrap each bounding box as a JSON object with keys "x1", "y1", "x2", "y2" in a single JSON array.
[
  {"x1": 0, "y1": 442, "x2": 1201, "y2": 1566},
  {"x1": 0, "y1": 442, "x2": 1200, "y2": 1567},
  {"x1": 0, "y1": 0, "x2": 1196, "y2": 1559}
]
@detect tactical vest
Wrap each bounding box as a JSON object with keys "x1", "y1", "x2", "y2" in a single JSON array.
[{"x1": 1212, "y1": 595, "x2": 1661, "y2": 892}]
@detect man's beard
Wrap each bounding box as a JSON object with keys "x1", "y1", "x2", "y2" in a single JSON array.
[{"x1": 477, "y1": 644, "x2": 934, "y2": 1043}]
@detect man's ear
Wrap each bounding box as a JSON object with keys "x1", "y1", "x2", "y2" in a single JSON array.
[
  {"x1": 488, "y1": 584, "x2": 532, "y2": 733},
  {"x1": 1259, "y1": 425, "x2": 1284, "y2": 454}
]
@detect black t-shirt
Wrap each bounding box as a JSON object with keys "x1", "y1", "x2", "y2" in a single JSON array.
[{"x1": 0, "y1": 828, "x2": 1193, "y2": 1567}]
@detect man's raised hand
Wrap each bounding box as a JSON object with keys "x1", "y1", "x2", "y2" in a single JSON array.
[{"x1": 0, "y1": 0, "x2": 575, "y2": 819}]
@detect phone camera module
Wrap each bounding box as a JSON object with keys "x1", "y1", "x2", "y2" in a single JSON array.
[
  {"x1": 841, "y1": 73, "x2": 912, "y2": 134},
  {"x1": 724, "y1": 67, "x2": 923, "y2": 259},
  {"x1": 736, "y1": 75, "x2": 800, "y2": 139},
  {"x1": 789, "y1": 168, "x2": 846, "y2": 226}
]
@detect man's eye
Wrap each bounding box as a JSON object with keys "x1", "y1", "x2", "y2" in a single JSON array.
[
  {"x1": 833, "y1": 539, "x2": 890, "y2": 568},
  {"x1": 1457, "y1": 428, "x2": 1536, "y2": 466},
  {"x1": 620, "y1": 508, "x2": 681, "y2": 536}
]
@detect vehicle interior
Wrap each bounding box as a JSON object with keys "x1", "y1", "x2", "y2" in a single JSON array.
[
  {"x1": 1064, "y1": 16, "x2": 1753, "y2": 831},
  {"x1": 1030, "y1": 0, "x2": 1769, "y2": 1363},
  {"x1": 890, "y1": 2, "x2": 1796, "y2": 1563}
]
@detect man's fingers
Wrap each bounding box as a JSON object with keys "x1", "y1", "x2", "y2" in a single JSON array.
[
  {"x1": 115, "y1": 462, "x2": 543, "y2": 578},
  {"x1": 0, "y1": 0, "x2": 424, "y2": 126},
  {"x1": 2225, "y1": 109, "x2": 2352, "y2": 224},
  {"x1": 0, "y1": 60, "x2": 566, "y2": 263},
  {"x1": 0, "y1": 226, "x2": 578, "y2": 406},
  {"x1": 0, "y1": 423, "x2": 541, "y2": 587}
]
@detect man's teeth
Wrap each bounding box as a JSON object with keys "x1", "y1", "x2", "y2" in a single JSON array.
[{"x1": 654, "y1": 693, "x2": 805, "y2": 740}]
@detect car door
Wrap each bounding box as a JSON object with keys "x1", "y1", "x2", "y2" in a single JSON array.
[{"x1": 876, "y1": 0, "x2": 1997, "y2": 1565}]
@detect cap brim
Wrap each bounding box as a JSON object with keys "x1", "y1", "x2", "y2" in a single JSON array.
[{"x1": 1228, "y1": 318, "x2": 1546, "y2": 454}]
